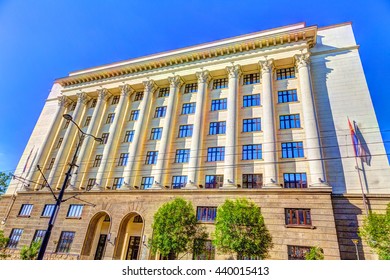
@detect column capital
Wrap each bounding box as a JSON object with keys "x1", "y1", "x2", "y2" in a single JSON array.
[
  {"x1": 97, "y1": 88, "x2": 111, "y2": 101},
  {"x1": 259, "y1": 58, "x2": 274, "y2": 74},
  {"x1": 226, "y1": 64, "x2": 242, "y2": 79},
  {"x1": 58, "y1": 95, "x2": 71, "y2": 108},
  {"x1": 119, "y1": 84, "x2": 134, "y2": 97},
  {"x1": 294, "y1": 53, "x2": 311, "y2": 69},
  {"x1": 143, "y1": 79, "x2": 157, "y2": 93},
  {"x1": 196, "y1": 70, "x2": 211, "y2": 84},
  {"x1": 76, "y1": 91, "x2": 89, "y2": 105},
  {"x1": 168, "y1": 75, "x2": 184, "y2": 89}
]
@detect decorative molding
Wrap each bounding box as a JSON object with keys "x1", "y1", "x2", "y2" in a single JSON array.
[
  {"x1": 168, "y1": 75, "x2": 184, "y2": 89},
  {"x1": 97, "y1": 88, "x2": 111, "y2": 101},
  {"x1": 143, "y1": 79, "x2": 157, "y2": 93},
  {"x1": 57, "y1": 95, "x2": 71, "y2": 108},
  {"x1": 259, "y1": 58, "x2": 274, "y2": 74},
  {"x1": 196, "y1": 70, "x2": 211, "y2": 84},
  {"x1": 294, "y1": 53, "x2": 311, "y2": 69},
  {"x1": 119, "y1": 84, "x2": 134, "y2": 96},
  {"x1": 226, "y1": 64, "x2": 242, "y2": 79},
  {"x1": 76, "y1": 91, "x2": 89, "y2": 104}
]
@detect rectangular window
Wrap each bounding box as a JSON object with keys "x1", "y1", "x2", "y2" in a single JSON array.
[
  {"x1": 33, "y1": 230, "x2": 46, "y2": 244},
  {"x1": 207, "y1": 147, "x2": 225, "y2": 162},
  {"x1": 282, "y1": 142, "x2": 304, "y2": 158},
  {"x1": 118, "y1": 153, "x2": 129, "y2": 166},
  {"x1": 243, "y1": 118, "x2": 261, "y2": 132},
  {"x1": 106, "y1": 113, "x2": 115, "y2": 124},
  {"x1": 280, "y1": 114, "x2": 301, "y2": 129},
  {"x1": 141, "y1": 177, "x2": 154, "y2": 190},
  {"x1": 212, "y1": 78, "x2": 228, "y2": 89},
  {"x1": 284, "y1": 173, "x2": 307, "y2": 188},
  {"x1": 285, "y1": 209, "x2": 312, "y2": 226},
  {"x1": 205, "y1": 175, "x2": 223, "y2": 189},
  {"x1": 242, "y1": 144, "x2": 262, "y2": 160},
  {"x1": 181, "y1": 102, "x2": 196, "y2": 114},
  {"x1": 178, "y1": 124, "x2": 193, "y2": 138},
  {"x1": 172, "y1": 176, "x2": 187, "y2": 189},
  {"x1": 18, "y1": 204, "x2": 33, "y2": 217},
  {"x1": 243, "y1": 94, "x2": 261, "y2": 107},
  {"x1": 129, "y1": 110, "x2": 139, "y2": 121},
  {"x1": 287, "y1": 245, "x2": 311, "y2": 260},
  {"x1": 87, "y1": 178, "x2": 96, "y2": 189},
  {"x1": 7, "y1": 228, "x2": 23, "y2": 248},
  {"x1": 209, "y1": 121, "x2": 226, "y2": 135},
  {"x1": 64, "y1": 119, "x2": 70, "y2": 129},
  {"x1": 124, "y1": 130, "x2": 134, "y2": 143},
  {"x1": 175, "y1": 149, "x2": 190, "y2": 163},
  {"x1": 41, "y1": 204, "x2": 55, "y2": 217},
  {"x1": 67, "y1": 204, "x2": 83, "y2": 218},
  {"x1": 56, "y1": 231, "x2": 75, "y2": 253},
  {"x1": 70, "y1": 102, "x2": 76, "y2": 111},
  {"x1": 278, "y1": 89, "x2": 298, "y2": 103},
  {"x1": 184, "y1": 83, "x2": 198, "y2": 93},
  {"x1": 196, "y1": 207, "x2": 217, "y2": 222},
  {"x1": 211, "y1": 98, "x2": 227, "y2": 111},
  {"x1": 154, "y1": 106, "x2": 167, "y2": 118},
  {"x1": 90, "y1": 98, "x2": 97, "y2": 108},
  {"x1": 113, "y1": 177, "x2": 124, "y2": 189},
  {"x1": 56, "y1": 138, "x2": 63, "y2": 149},
  {"x1": 242, "y1": 174, "x2": 263, "y2": 189},
  {"x1": 47, "y1": 158, "x2": 55, "y2": 170},
  {"x1": 158, "y1": 87, "x2": 170, "y2": 97},
  {"x1": 134, "y1": 91, "x2": 144, "y2": 101},
  {"x1": 145, "y1": 151, "x2": 158, "y2": 165},
  {"x1": 84, "y1": 116, "x2": 92, "y2": 127},
  {"x1": 150, "y1": 127, "x2": 163, "y2": 140},
  {"x1": 93, "y1": 155, "x2": 102, "y2": 167},
  {"x1": 193, "y1": 239, "x2": 215, "y2": 260},
  {"x1": 276, "y1": 67, "x2": 296, "y2": 80},
  {"x1": 111, "y1": 95, "x2": 120, "y2": 105},
  {"x1": 101, "y1": 133, "x2": 109, "y2": 144},
  {"x1": 243, "y1": 73, "x2": 260, "y2": 85}
]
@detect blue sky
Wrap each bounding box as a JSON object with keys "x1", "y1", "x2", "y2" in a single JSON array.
[{"x1": 0, "y1": 0, "x2": 389, "y2": 173}]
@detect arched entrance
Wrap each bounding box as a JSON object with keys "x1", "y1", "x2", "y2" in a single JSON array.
[
  {"x1": 80, "y1": 211, "x2": 111, "y2": 260},
  {"x1": 114, "y1": 213, "x2": 144, "y2": 260}
]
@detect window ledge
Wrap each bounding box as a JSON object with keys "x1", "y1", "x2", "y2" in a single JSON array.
[
  {"x1": 285, "y1": 225, "x2": 315, "y2": 229},
  {"x1": 66, "y1": 217, "x2": 82, "y2": 220},
  {"x1": 17, "y1": 215, "x2": 31, "y2": 218}
]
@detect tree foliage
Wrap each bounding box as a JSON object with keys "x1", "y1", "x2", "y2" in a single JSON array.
[
  {"x1": 213, "y1": 198, "x2": 273, "y2": 259},
  {"x1": 305, "y1": 246, "x2": 324, "y2": 260},
  {"x1": 20, "y1": 241, "x2": 41, "y2": 260},
  {"x1": 359, "y1": 203, "x2": 390, "y2": 260},
  {"x1": 149, "y1": 198, "x2": 206, "y2": 259},
  {"x1": 0, "y1": 172, "x2": 11, "y2": 195},
  {"x1": 0, "y1": 230, "x2": 10, "y2": 260}
]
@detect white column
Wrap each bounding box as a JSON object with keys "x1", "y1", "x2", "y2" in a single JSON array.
[
  {"x1": 184, "y1": 70, "x2": 211, "y2": 189},
  {"x1": 152, "y1": 75, "x2": 183, "y2": 189},
  {"x1": 259, "y1": 59, "x2": 279, "y2": 187},
  {"x1": 295, "y1": 53, "x2": 327, "y2": 187},
  {"x1": 96, "y1": 85, "x2": 132, "y2": 189},
  {"x1": 123, "y1": 80, "x2": 156, "y2": 188},
  {"x1": 47, "y1": 92, "x2": 88, "y2": 189},
  {"x1": 222, "y1": 65, "x2": 241, "y2": 188}
]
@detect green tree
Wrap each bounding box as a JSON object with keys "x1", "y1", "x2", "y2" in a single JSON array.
[
  {"x1": 0, "y1": 172, "x2": 11, "y2": 195},
  {"x1": 20, "y1": 241, "x2": 41, "y2": 260},
  {"x1": 359, "y1": 203, "x2": 390, "y2": 260},
  {"x1": 0, "y1": 230, "x2": 10, "y2": 259},
  {"x1": 305, "y1": 246, "x2": 324, "y2": 260},
  {"x1": 149, "y1": 198, "x2": 206, "y2": 259},
  {"x1": 213, "y1": 198, "x2": 273, "y2": 259}
]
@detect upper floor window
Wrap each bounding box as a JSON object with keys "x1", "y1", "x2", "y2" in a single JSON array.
[
  {"x1": 175, "y1": 149, "x2": 190, "y2": 163},
  {"x1": 207, "y1": 147, "x2": 225, "y2": 162},
  {"x1": 7, "y1": 228, "x2": 23, "y2": 248},
  {"x1": 124, "y1": 130, "x2": 134, "y2": 143},
  {"x1": 106, "y1": 113, "x2": 115, "y2": 124},
  {"x1": 145, "y1": 151, "x2": 158, "y2": 165},
  {"x1": 70, "y1": 102, "x2": 77, "y2": 111},
  {"x1": 243, "y1": 118, "x2": 261, "y2": 132},
  {"x1": 197, "y1": 206, "x2": 217, "y2": 222},
  {"x1": 205, "y1": 175, "x2": 223, "y2": 189},
  {"x1": 93, "y1": 155, "x2": 102, "y2": 167},
  {"x1": 90, "y1": 98, "x2": 97, "y2": 108},
  {"x1": 56, "y1": 138, "x2": 63, "y2": 149},
  {"x1": 184, "y1": 83, "x2": 198, "y2": 93},
  {"x1": 18, "y1": 204, "x2": 33, "y2": 217},
  {"x1": 134, "y1": 91, "x2": 144, "y2": 101},
  {"x1": 101, "y1": 133, "x2": 109, "y2": 144},
  {"x1": 182, "y1": 102, "x2": 196, "y2": 114},
  {"x1": 287, "y1": 245, "x2": 311, "y2": 260},
  {"x1": 280, "y1": 114, "x2": 301, "y2": 129},
  {"x1": 178, "y1": 124, "x2": 193, "y2": 138},
  {"x1": 87, "y1": 178, "x2": 96, "y2": 189},
  {"x1": 284, "y1": 173, "x2": 307, "y2": 188},
  {"x1": 172, "y1": 176, "x2": 187, "y2": 189},
  {"x1": 33, "y1": 229, "x2": 46, "y2": 243},
  {"x1": 113, "y1": 177, "x2": 124, "y2": 189},
  {"x1": 133, "y1": 215, "x2": 143, "y2": 223},
  {"x1": 278, "y1": 89, "x2": 298, "y2": 103},
  {"x1": 118, "y1": 153, "x2": 129, "y2": 166},
  {"x1": 67, "y1": 204, "x2": 83, "y2": 218},
  {"x1": 243, "y1": 73, "x2": 260, "y2": 85},
  {"x1": 64, "y1": 119, "x2": 70, "y2": 129},
  {"x1": 276, "y1": 67, "x2": 296, "y2": 80},
  {"x1": 111, "y1": 95, "x2": 120, "y2": 105},
  {"x1": 242, "y1": 174, "x2": 263, "y2": 189},
  {"x1": 56, "y1": 231, "x2": 75, "y2": 253},
  {"x1": 285, "y1": 209, "x2": 311, "y2": 226},
  {"x1": 84, "y1": 116, "x2": 92, "y2": 127},
  {"x1": 243, "y1": 94, "x2": 260, "y2": 107},
  {"x1": 141, "y1": 176, "x2": 154, "y2": 190},
  {"x1": 281, "y1": 142, "x2": 304, "y2": 158},
  {"x1": 129, "y1": 110, "x2": 139, "y2": 121},
  {"x1": 150, "y1": 127, "x2": 163, "y2": 140},
  {"x1": 209, "y1": 121, "x2": 226, "y2": 135},
  {"x1": 212, "y1": 78, "x2": 228, "y2": 89},
  {"x1": 211, "y1": 98, "x2": 227, "y2": 111},
  {"x1": 41, "y1": 204, "x2": 55, "y2": 217},
  {"x1": 47, "y1": 157, "x2": 55, "y2": 170},
  {"x1": 242, "y1": 144, "x2": 262, "y2": 160},
  {"x1": 154, "y1": 106, "x2": 167, "y2": 118},
  {"x1": 158, "y1": 87, "x2": 170, "y2": 97}
]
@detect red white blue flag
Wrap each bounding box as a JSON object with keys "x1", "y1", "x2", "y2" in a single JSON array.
[{"x1": 348, "y1": 118, "x2": 371, "y2": 165}]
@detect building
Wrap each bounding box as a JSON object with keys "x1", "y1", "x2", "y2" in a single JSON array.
[{"x1": 1, "y1": 22, "x2": 389, "y2": 260}]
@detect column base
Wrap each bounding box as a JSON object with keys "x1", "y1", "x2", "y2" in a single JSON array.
[
  {"x1": 117, "y1": 184, "x2": 132, "y2": 191},
  {"x1": 263, "y1": 183, "x2": 282, "y2": 188},
  {"x1": 220, "y1": 183, "x2": 237, "y2": 189},
  {"x1": 151, "y1": 183, "x2": 163, "y2": 190},
  {"x1": 183, "y1": 182, "x2": 198, "y2": 190}
]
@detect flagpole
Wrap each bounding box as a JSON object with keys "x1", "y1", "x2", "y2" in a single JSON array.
[{"x1": 354, "y1": 156, "x2": 369, "y2": 216}]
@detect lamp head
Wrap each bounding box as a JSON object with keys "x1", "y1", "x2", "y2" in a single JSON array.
[
  {"x1": 94, "y1": 137, "x2": 103, "y2": 143},
  {"x1": 63, "y1": 114, "x2": 73, "y2": 121}
]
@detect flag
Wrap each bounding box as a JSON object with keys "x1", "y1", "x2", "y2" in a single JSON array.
[
  {"x1": 348, "y1": 118, "x2": 371, "y2": 165},
  {"x1": 22, "y1": 147, "x2": 34, "y2": 173}
]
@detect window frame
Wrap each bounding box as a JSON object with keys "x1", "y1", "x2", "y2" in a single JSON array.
[
  {"x1": 18, "y1": 204, "x2": 33, "y2": 217},
  {"x1": 118, "y1": 153, "x2": 129, "y2": 166},
  {"x1": 150, "y1": 127, "x2": 163, "y2": 140},
  {"x1": 41, "y1": 204, "x2": 55, "y2": 217},
  {"x1": 158, "y1": 87, "x2": 170, "y2": 97},
  {"x1": 276, "y1": 67, "x2": 296, "y2": 80},
  {"x1": 129, "y1": 110, "x2": 139, "y2": 121},
  {"x1": 211, "y1": 98, "x2": 227, "y2": 111},
  {"x1": 184, "y1": 83, "x2": 198, "y2": 93},
  {"x1": 141, "y1": 177, "x2": 154, "y2": 190},
  {"x1": 243, "y1": 73, "x2": 260, "y2": 85},
  {"x1": 285, "y1": 208, "x2": 312, "y2": 226},
  {"x1": 181, "y1": 102, "x2": 196, "y2": 114},
  {"x1": 172, "y1": 175, "x2": 188, "y2": 189},
  {"x1": 175, "y1": 149, "x2": 190, "y2": 163},
  {"x1": 205, "y1": 175, "x2": 223, "y2": 189},
  {"x1": 178, "y1": 124, "x2": 193, "y2": 138},
  {"x1": 56, "y1": 231, "x2": 75, "y2": 253},
  {"x1": 283, "y1": 173, "x2": 307, "y2": 188},
  {"x1": 243, "y1": 94, "x2": 261, "y2": 107},
  {"x1": 212, "y1": 78, "x2": 228, "y2": 89},
  {"x1": 281, "y1": 142, "x2": 304, "y2": 158},
  {"x1": 242, "y1": 144, "x2": 262, "y2": 160},
  {"x1": 7, "y1": 228, "x2": 23, "y2": 249},
  {"x1": 145, "y1": 151, "x2": 158, "y2": 165},
  {"x1": 154, "y1": 106, "x2": 167, "y2": 118},
  {"x1": 242, "y1": 174, "x2": 263, "y2": 189},
  {"x1": 124, "y1": 130, "x2": 135, "y2": 143},
  {"x1": 196, "y1": 206, "x2": 217, "y2": 223},
  {"x1": 278, "y1": 89, "x2": 298, "y2": 103},
  {"x1": 280, "y1": 114, "x2": 301, "y2": 129},
  {"x1": 209, "y1": 121, "x2": 226, "y2": 135},
  {"x1": 207, "y1": 147, "x2": 225, "y2": 162},
  {"x1": 66, "y1": 204, "x2": 83, "y2": 219},
  {"x1": 243, "y1": 118, "x2": 261, "y2": 132}
]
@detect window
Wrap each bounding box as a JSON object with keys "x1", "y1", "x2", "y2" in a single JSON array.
[
  {"x1": 106, "y1": 113, "x2": 115, "y2": 124},
  {"x1": 145, "y1": 151, "x2": 158, "y2": 165},
  {"x1": 84, "y1": 116, "x2": 92, "y2": 127},
  {"x1": 87, "y1": 178, "x2": 96, "y2": 189},
  {"x1": 242, "y1": 174, "x2": 263, "y2": 189},
  {"x1": 93, "y1": 155, "x2": 102, "y2": 167},
  {"x1": 207, "y1": 147, "x2": 225, "y2": 162},
  {"x1": 280, "y1": 114, "x2": 301, "y2": 129},
  {"x1": 56, "y1": 138, "x2": 63, "y2": 149},
  {"x1": 209, "y1": 121, "x2": 226, "y2": 135},
  {"x1": 90, "y1": 98, "x2": 97, "y2": 108},
  {"x1": 18, "y1": 204, "x2": 33, "y2": 217},
  {"x1": 211, "y1": 98, "x2": 227, "y2": 111},
  {"x1": 113, "y1": 177, "x2": 124, "y2": 189},
  {"x1": 175, "y1": 149, "x2": 190, "y2": 163},
  {"x1": 243, "y1": 118, "x2": 261, "y2": 132},
  {"x1": 150, "y1": 127, "x2": 163, "y2": 140},
  {"x1": 287, "y1": 245, "x2": 311, "y2": 260},
  {"x1": 56, "y1": 231, "x2": 75, "y2": 253},
  {"x1": 205, "y1": 175, "x2": 223, "y2": 189},
  {"x1": 184, "y1": 83, "x2": 198, "y2": 93},
  {"x1": 276, "y1": 67, "x2": 296, "y2": 80},
  {"x1": 193, "y1": 240, "x2": 215, "y2": 260},
  {"x1": 118, "y1": 153, "x2": 128, "y2": 166},
  {"x1": 181, "y1": 102, "x2": 196, "y2": 114},
  {"x1": 172, "y1": 176, "x2": 187, "y2": 189},
  {"x1": 64, "y1": 119, "x2": 70, "y2": 129},
  {"x1": 111, "y1": 95, "x2": 120, "y2": 105},
  {"x1": 158, "y1": 87, "x2": 170, "y2": 97},
  {"x1": 284, "y1": 173, "x2": 307, "y2": 188},
  {"x1": 47, "y1": 157, "x2": 55, "y2": 170},
  {"x1": 67, "y1": 204, "x2": 83, "y2": 218},
  {"x1": 70, "y1": 102, "x2": 77, "y2": 111},
  {"x1": 129, "y1": 110, "x2": 139, "y2": 121},
  {"x1": 33, "y1": 230, "x2": 46, "y2": 244},
  {"x1": 154, "y1": 106, "x2": 167, "y2": 118},
  {"x1": 243, "y1": 94, "x2": 261, "y2": 107},
  {"x1": 141, "y1": 177, "x2": 154, "y2": 189},
  {"x1": 243, "y1": 73, "x2": 260, "y2": 85},
  {"x1": 41, "y1": 204, "x2": 55, "y2": 217},
  {"x1": 134, "y1": 91, "x2": 144, "y2": 101},
  {"x1": 124, "y1": 130, "x2": 135, "y2": 143},
  {"x1": 278, "y1": 89, "x2": 298, "y2": 103},
  {"x1": 242, "y1": 144, "x2": 262, "y2": 160},
  {"x1": 196, "y1": 206, "x2": 217, "y2": 222},
  {"x1": 101, "y1": 133, "x2": 109, "y2": 144},
  {"x1": 212, "y1": 78, "x2": 228, "y2": 89},
  {"x1": 7, "y1": 229, "x2": 23, "y2": 248},
  {"x1": 178, "y1": 124, "x2": 193, "y2": 138},
  {"x1": 133, "y1": 215, "x2": 143, "y2": 223},
  {"x1": 285, "y1": 209, "x2": 311, "y2": 226},
  {"x1": 281, "y1": 142, "x2": 304, "y2": 158}
]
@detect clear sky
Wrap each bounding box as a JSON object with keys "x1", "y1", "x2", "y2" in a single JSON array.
[{"x1": 0, "y1": 0, "x2": 389, "y2": 174}]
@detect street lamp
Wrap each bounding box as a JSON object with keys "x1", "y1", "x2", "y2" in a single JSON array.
[
  {"x1": 37, "y1": 114, "x2": 102, "y2": 260},
  {"x1": 352, "y1": 239, "x2": 360, "y2": 260}
]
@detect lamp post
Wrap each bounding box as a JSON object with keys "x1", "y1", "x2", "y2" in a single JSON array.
[
  {"x1": 352, "y1": 239, "x2": 360, "y2": 260},
  {"x1": 37, "y1": 114, "x2": 102, "y2": 260}
]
